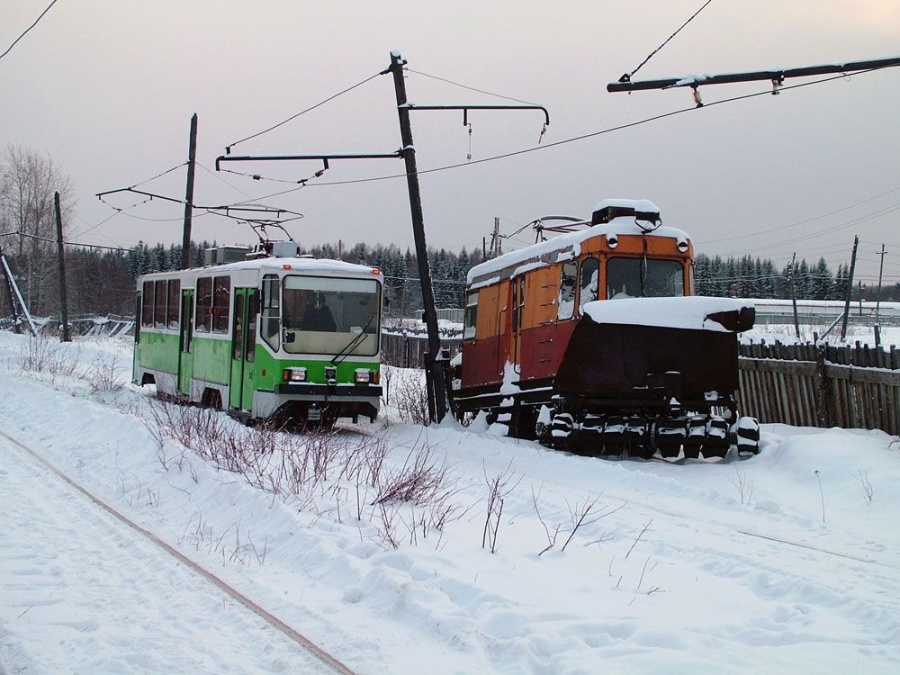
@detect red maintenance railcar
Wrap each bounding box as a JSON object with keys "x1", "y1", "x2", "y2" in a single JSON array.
[{"x1": 451, "y1": 198, "x2": 759, "y2": 460}]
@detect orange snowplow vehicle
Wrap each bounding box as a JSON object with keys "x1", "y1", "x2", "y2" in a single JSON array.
[{"x1": 451, "y1": 198, "x2": 759, "y2": 460}]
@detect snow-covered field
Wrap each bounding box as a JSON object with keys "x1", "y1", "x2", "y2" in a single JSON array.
[{"x1": 1, "y1": 330, "x2": 899, "y2": 674}]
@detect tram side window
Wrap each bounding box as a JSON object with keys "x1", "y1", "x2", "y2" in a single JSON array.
[
  {"x1": 153, "y1": 280, "x2": 167, "y2": 327},
  {"x1": 212, "y1": 276, "x2": 231, "y2": 333},
  {"x1": 195, "y1": 277, "x2": 212, "y2": 333},
  {"x1": 464, "y1": 291, "x2": 478, "y2": 340},
  {"x1": 166, "y1": 279, "x2": 180, "y2": 329},
  {"x1": 141, "y1": 281, "x2": 154, "y2": 327},
  {"x1": 260, "y1": 275, "x2": 281, "y2": 350},
  {"x1": 579, "y1": 257, "x2": 599, "y2": 312},
  {"x1": 557, "y1": 261, "x2": 577, "y2": 320},
  {"x1": 246, "y1": 290, "x2": 258, "y2": 362}
]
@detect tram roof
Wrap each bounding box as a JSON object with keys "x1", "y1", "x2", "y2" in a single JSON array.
[{"x1": 138, "y1": 256, "x2": 380, "y2": 280}]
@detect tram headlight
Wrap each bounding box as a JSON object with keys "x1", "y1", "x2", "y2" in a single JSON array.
[
  {"x1": 355, "y1": 368, "x2": 380, "y2": 384},
  {"x1": 283, "y1": 367, "x2": 307, "y2": 382},
  {"x1": 325, "y1": 366, "x2": 337, "y2": 383}
]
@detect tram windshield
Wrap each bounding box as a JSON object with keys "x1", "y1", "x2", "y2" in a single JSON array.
[
  {"x1": 281, "y1": 276, "x2": 380, "y2": 355},
  {"x1": 606, "y1": 258, "x2": 684, "y2": 299}
]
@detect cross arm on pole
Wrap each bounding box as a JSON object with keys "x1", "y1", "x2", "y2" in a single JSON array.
[
  {"x1": 214, "y1": 151, "x2": 404, "y2": 172},
  {"x1": 402, "y1": 104, "x2": 550, "y2": 127},
  {"x1": 607, "y1": 55, "x2": 900, "y2": 93}
]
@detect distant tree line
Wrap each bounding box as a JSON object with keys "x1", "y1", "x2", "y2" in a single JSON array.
[
  {"x1": 4, "y1": 144, "x2": 897, "y2": 321},
  {"x1": 693, "y1": 253, "x2": 859, "y2": 301},
  {"x1": 7, "y1": 239, "x2": 900, "y2": 323}
]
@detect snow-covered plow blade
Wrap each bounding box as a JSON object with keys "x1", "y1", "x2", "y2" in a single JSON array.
[{"x1": 541, "y1": 297, "x2": 759, "y2": 460}]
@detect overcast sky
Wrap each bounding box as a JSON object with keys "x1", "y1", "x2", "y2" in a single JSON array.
[{"x1": 3, "y1": 0, "x2": 899, "y2": 285}]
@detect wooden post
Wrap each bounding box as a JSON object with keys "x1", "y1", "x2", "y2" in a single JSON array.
[
  {"x1": 840, "y1": 235, "x2": 858, "y2": 341},
  {"x1": 55, "y1": 191, "x2": 71, "y2": 342},
  {"x1": 181, "y1": 113, "x2": 198, "y2": 270},
  {"x1": 388, "y1": 51, "x2": 448, "y2": 423},
  {"x1": 789, "y1": 252, "x2": 800, "y2": 339}
]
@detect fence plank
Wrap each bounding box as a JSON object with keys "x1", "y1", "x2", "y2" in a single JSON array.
[{"x1": 737, "y1": 343, "x2": 900, "y2": 433}]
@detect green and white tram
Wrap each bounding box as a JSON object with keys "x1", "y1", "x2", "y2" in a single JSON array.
[{"x1": 133, "y1": 244, "x2": 383, "y2": 427}]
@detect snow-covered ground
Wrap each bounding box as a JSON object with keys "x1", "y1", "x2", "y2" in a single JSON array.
[{"x1": 1, "y1": 330, "x2": 899, "y2": 674}]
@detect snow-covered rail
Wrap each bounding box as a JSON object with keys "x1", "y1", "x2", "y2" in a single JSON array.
[{"x1": 0, "y1": 426, "x2": 354, "y2": 675}]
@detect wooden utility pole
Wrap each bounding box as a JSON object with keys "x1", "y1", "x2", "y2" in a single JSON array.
[
  {"x1": 875, "y1": 243, "x2": 886, "y2": 347},
  {"x1": 789, "y1": 252, "x2": 800, "y2": 340},
  {"x1": 181, "y1": 113, "x2": 198, "y2": 270},
  {"x1": 54, "y1": 191, "x2": 71, "y2": 342},
  {"x1": 840, "y1": 235, "x2": 859, "y2": 341},
  {"x1": 388, "y1": 51, "x2": 447, "y2": 423}
]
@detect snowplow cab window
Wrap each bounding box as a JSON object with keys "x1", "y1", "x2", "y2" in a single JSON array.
[
  {"x1": 607, "y1": 258, "x2": 684, "y2": 299},
  {"x1": 557, "y1": 261, "x2": 577, "y2": 320},
  {"x1": 464, "y1": 291, "x2": 478, "y2": 340},
  {"x1": 579, "y1": 257, "x2": 599, "y2": 312}
]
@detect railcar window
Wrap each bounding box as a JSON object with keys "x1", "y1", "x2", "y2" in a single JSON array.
[
  {"x1": 195, "y1": 277, "x2": 212, "y2": 333},
  {"x1": 166, "y1": 280, "x2": 180, "y2": 329},
  {"x1": 464, "y1": 291, "x2": 478, "y2": 339},
  {"x1": 180, "y1": 293, "x2": 193, "y2": 353},
  {"x1": 261, "y1": 275, "x2": 281, "y2": 351},
  {"x1": 557, "y1": 261, "x2": 577, "y2": 320},
  {"x1": 141, "y1": 281, "x2": 153, "y2": 327},
  {"x1": 606, "y1": 258, "x2": 684, "y2": 298},
  {"x1": 154, "y1": 280, "x2": 167, "y2": 328},
  {"x1": 232, "y1": 294, "x2": 245, "y2": 360},
  {"x1": 246, "y1": 290, "x2": 258, "y2": 362},
  {"x1": 282, "y1": 275, "x2": 380, "y2": 356},
  {"x1": 212, "y1": 276, "x2": 231, "y2": 334},
  {"x1": 579, "y1": 257, "x2": 599, "y2": 313}
]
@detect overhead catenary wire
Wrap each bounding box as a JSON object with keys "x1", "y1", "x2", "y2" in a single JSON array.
[
  {"x1": 224, "y1": 71, "x2": 386, "y2": 153},
  {"x1": 406, "y1": 68, "x2": 542, "y2": 106},
  {"x1": 9, "y1": 230, "x2": 129, "y2": 252},
  {"x1": 700, "y1": 185, "x2": 900, "y2": 245},
  {"x1": 0, "y1": 0, "x2": 61, "y2": 62},
  {"x1": 618, "y1": 0, "x2": 716, "y2": 83},
  {"x1": 234, "y1": 66, "x2": 886, "y2": 205}
]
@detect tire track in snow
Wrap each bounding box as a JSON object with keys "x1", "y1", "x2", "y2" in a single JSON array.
[{"x1": 0, "y1": 427, "x2": 354, "y2": 675}]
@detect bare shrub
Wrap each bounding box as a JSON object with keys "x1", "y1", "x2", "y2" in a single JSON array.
[
  {"x1": 625, "y1": 520, "x2": 654, "y2": 560},
  {"x1": 388, "y1": 368, "x2": 429, "y2": 424},
  {"x1": 86, "y1": 353, "x2": 124, "y2": 394},
  {"x1": 142, "y1": 398, "x2": 465, "y2": 551},
  {"x1": 482, "y1": 462, "x2": 521, "y2": 554},
  {"x1": 372, "y1": 444, "x2": 451, "y2": 506},
  {"x1": 729, "y1": 465, "x2": 755, "y2": 506},
  {"x1": 856, "y1": 469, "x2": 874, "y2": 505},
  {"x1": 533, "y1": 487, "x2": 624, "y2": 556},
  {"x1": 19, "y1": 336, "x2": 80, "y2": 379}
]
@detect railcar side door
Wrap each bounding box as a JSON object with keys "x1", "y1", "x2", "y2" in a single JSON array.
[
  {"x1": 178, "y1": 289, "x2": 194, "y2": 397},
  {"x1": 511, "y1": 276, "x2": 525, "y2": 374},
  {"x1": 229, "y1": 288, "x2": 259, "y2": 414}
]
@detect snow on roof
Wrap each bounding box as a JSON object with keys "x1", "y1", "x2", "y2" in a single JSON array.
[
  {"x1": 592, "y1": 197, "x2": 659, "y2": 215},
  {"x1": 138, "y1": 256, "x2": 380, "y2": 282},
  {"x1": 225, "y1": 256, "x2": 377, "y2": 274},
  {"x1": 467, "y1": 202, "x2": 689, "y2": 285},
  {"x1": 582, "y1": 295, "x2": 755, "y2": 332}
]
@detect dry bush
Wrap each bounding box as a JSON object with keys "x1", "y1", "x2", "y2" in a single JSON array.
[
  {"x1": 387, "y1": 368, "x2": 430, "y2": 424},
  {"x1": 18, "y1": 336, "x2": 80, "y2": 379},
  {"x1": 86, "y1": 353, "x2": 125, "y2": 394},
  {"x1": 141, "y1": 399, "x2": 465, "y2": 550}
]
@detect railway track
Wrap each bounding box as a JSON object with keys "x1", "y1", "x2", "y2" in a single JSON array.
[{"x1": 0, "y1": 426, "x2": 355, "y2": 675}]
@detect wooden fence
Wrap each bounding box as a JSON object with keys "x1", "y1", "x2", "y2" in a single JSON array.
[
  {"x1": 381, "y1": 332, "x2": 462, "y2": 369},
  {"x1": 380, "y1": 332, "x2": 900, "y2": 436},
  {"x1": 738, "y1": 342, "x2": 900, "y2": 435}
]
